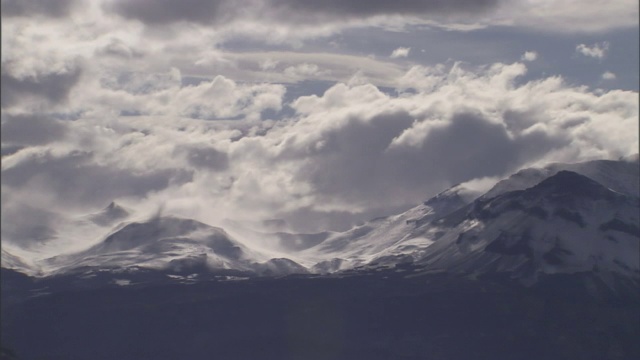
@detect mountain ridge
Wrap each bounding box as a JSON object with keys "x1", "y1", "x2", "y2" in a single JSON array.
[{"x1": 2, "y1": 157, "x2": 638, "y2": 291}]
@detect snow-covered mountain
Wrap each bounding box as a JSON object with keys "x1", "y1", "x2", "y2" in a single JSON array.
[
  {"x1": 304, "y1": 157, "x2": 639, "y2": 281},
  {"x1": 2, "y1": 157, "x2": 638, "y2": 287},
  {"x1": 412, "y1": 171, "x2": 639, "y2": 280},
  {"x1": 0, "y1": 249, "x2": 33, "y2": 275},
  {"x1": 14, "y1": 216, "x2": 305, "y2": 277},
  {"x1": 301, "y1": 183, "x2": 481, "y2": 272},
  {"x1": 482, "y1": 158, "x2": 639, "y2": 200}
]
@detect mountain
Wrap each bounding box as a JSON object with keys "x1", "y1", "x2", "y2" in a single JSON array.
[
  {"x1": 2, "y1": 157, "x2": 639, "y2": 360},
  {"x1": 296, "y1": 158, "x2": 639, "y2": 289},
  {"x1": 409, "y1": 171, "x2": 639, "y2": 283},
  {"x1": 0, "y1": 249, "x2": 33, "y2": 276},
  {"x1": 482, "y1": 158, "x2": 639, "y2": 200},
  {"x1": 2, "y1": 157, "x2": 638, "y2": 288},
  {"x1": 41, "y1": 216, "x2": 306, "y2": 277},
  {"x1": 296, "y1": 183, "x2": 481, "y2": 272},
  {"x1": 86, "y1": 201, "x2": 130, "y2": 227}
]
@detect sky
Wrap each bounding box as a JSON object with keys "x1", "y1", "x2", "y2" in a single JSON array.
[{"x1": 1, "y1": 0, "x2": 639, "y2": 251}]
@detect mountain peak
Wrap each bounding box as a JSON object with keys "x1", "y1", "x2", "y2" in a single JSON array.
[
  {"x1": 89, "y1": 201, "x2": 130, "y2": 226},
  {"x1": 527, "y1": 170, "x2": 618, "y2": 200}
]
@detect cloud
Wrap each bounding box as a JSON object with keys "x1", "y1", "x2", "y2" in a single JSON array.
[
  {"x1": 176, "y1": 145, "x2": 230, "y2": 171},
  {"x1": 576, "y1": 42, "x2": 609, "y2": 59},
  {"x1": 520, "y1": 51, "x2": 537, "y2": 62},
  {"x1": 1, "y1": 64, "x2": 83, "y2": 108},
  {"x1": 283, "y1": 63, "x2": 328, "y2": 81},
  {"x1": 202, "y1": 62, "x2": 633, "y2": 231},
  {"x1": 98, "y1": 0, "x2": 638, "y2": 36},
  {"x1": 282, "y1": 109, "x2": 565, "y2": 216},
  {"x1": 0, "y1": 114, "x2": 69, "y2": 146},
  {"x1": 105, "y1": 0, "x2": 498, "y2": 29},
  {"x1": 2, "y1": 150, "x2": 193, "y2": 210},
  {"x1": 223, "y1": 51, "x2": 404, "y2": 86},
  {"x1": 69, "y1": 68, "x2": 286, "y2": 121},
  {"x1": 104, "y1": 0, "x2": 231, "y2": 25},
  {"x1": 602, "y1": 71, "x2": 616, "y2": 80},
  {"x1": 494, "y1": 1, "x2": 638, "y2": 33},
  {"x1": 1, "y1": 0, "x2": 637, "y2": 258},
  {"x1": 0, "y1": 203, "x2": 61, "y2": 247},
  {"x1": 1, "y1": 0, "x2": 78, "y2": 18},
  {"x1": 1, "y1": 31, "x2": 637, "y2": 238},
  {"x1": 96, "y1": 38, "x2": 144, "y2": 59},
  {"x1": 268, "y1": 0, "x2": 499, "y2": 19},
  {"x1": 390, "y1": 47, "x2": 411, "y2": 59},
  {"x1": 172, "y1": 76, "x2": 286, "y2": 120}
]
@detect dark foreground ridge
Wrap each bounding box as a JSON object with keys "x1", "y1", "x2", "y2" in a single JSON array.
[{"x1": 2, "y1": 267, "x2": 639, "y2": 360}]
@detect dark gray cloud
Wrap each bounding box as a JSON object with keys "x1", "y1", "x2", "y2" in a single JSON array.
[
  {"x1": 1, "y1": 0, "x2": 77, "y2": 18},
  {"x1": 270, "y1": 0, "x2": 500, "y2": 18},
  {"x1": 387, "y1": 113, "x2": 567, "y2": 185},
  {"x1": 1, "y1": 145, "x2": 24, "y2": 157},
  {"x1": 176, "y1": 145, "x2": 230, "y2": 171},
  {"x1": 104, "y1": 0, "x2": 499, "y2": 26},
  {"x1": 502, "y1": 109, "x2": 539, "y2": 133},
  {"x1": 0, "y1": 204, "x2": 61, "y2": 247},
  {"x1": 2, "y1": 151, "x2": 193, "y2": 208},
  {"x1": 1, "y1": 114, "x2": 68, "y2": 146},
  {"x1": 289, "y1": 111, "x2": 567, "y2": 211},
  {"x1": 291, "y1": 112, "x2": 415, "y2": 200},
  {"x1": 105, "y1": 0, "x2": 228, "y2": 25},
  {"x1": 1, "y1": 66, "x2": 83, "y2": 108}
]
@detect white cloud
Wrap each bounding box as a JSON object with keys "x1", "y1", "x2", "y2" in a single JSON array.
[
  {"x1": 283, "y1": 63, "x2": 328, "y2": 81},
  {"x1": 520, "y1": 51, "x2": 537, "y2": 62},
  {"x1": 576, "y1": 42, "x2": 610, "y2": 59},
  {"x1": 602, "y1": 71, "x2": 616, "y2": 80},
  {"x1": 259, "y1": 58, "x2": 279, "y2": 71},
  {"x1": 217, "y1": 51, "x2": 405, "y2": 86},
  {"x1": 390, "y1": 47, "x2": 411, "y2": 59}
]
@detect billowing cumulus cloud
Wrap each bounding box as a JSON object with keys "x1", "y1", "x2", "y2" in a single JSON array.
[{"x1": 66, "y1": 68, "x2": 286, "y2": 121}]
